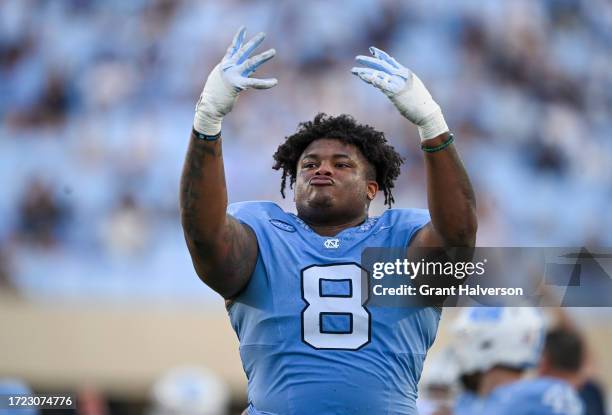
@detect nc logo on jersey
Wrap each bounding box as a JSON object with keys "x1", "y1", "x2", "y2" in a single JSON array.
[{"x1": 324, "y1": 238, "x2": 340, "y2": 249}]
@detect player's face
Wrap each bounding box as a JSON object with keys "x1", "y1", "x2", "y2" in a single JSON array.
[{"x1": 294, "y1": 138, "x2": 378, "y2": 224}]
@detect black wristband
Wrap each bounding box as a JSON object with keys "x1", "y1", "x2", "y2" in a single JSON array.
[
  {"x1": 421, "y1": 133, "x2": 454, "y2": 153},
  {"x1": 192, "y1": 127, "x2": 221, "y2": 141}
]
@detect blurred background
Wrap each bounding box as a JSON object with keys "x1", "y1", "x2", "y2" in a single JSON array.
[{"x1": 0, "y1": 0, "x2": 611, "y2": 413}]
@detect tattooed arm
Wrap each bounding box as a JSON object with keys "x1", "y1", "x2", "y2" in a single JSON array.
[
  {"x1": 180, "y1": 135, "x2": 257, "y2": 299},
  {"x1": 180, "y1": 27, "x2": 277, "y2": 298},
  {"x1": 411, "y1": 131, "x2": 477, "y2": 248}
]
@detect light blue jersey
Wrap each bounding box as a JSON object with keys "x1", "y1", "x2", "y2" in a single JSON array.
[
  {"x1": 454, "y1": 391, "x2": 483, "y2": 415},
  {"x1": 227, "y1": 201, "x2": 440, "y2": 415},
  {"x1": 483, "y1": 378, "x2": 584, "y2": 415}
]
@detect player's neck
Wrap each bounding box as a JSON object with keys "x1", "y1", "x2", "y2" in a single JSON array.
[
  {"x1": 300, "y1": 214, "x2": 368, "y2": 237},
  {"x1": 479, "y1": 368, "x2": 523, "y2": 396}
]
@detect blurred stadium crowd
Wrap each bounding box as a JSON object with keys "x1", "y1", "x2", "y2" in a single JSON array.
[{"x1": 0, "y1": 0, "x2": 611, "y2": 300}]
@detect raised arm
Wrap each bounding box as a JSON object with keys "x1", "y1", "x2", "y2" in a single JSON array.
[
  {"x1": 419, "y1": 131, "x2": 477, "y2": 247},
  {"x1": 352, "y1": 47, "x2": 477, "y2": 248},
  {"x1": 180, "y1": 27, "x2": 278, "y2": 298}
]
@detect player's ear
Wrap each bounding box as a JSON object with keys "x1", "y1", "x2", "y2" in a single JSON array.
[{"x1": 366, "y1": 180, "x2": 378, "y2": 201}]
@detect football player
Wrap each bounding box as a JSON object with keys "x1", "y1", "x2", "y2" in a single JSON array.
[
  {"x1": 451, "y1": 307, "x2": 584, "y2": 415},
  {"x1": 180, "y1": 26, "x2": 477, "y2": 414}
]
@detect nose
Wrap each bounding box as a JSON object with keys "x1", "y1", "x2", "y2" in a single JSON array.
[{"x1": 315, "y1": 161, "x2": 333, "y2": 176}]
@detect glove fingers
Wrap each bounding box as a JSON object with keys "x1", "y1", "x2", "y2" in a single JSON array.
[
  {"x1": 369, "y1": 46, "x2": 401, "y2": 69},
  {"x1": 240, "y1": 48, "x2": 276, "y2": 76},
  {"x1": 242, "y1": 77, "x2": 278, "y2": 89},
  {"x1": 371, "y1": 72, "x2": 390, "y2": 90},
  {"x1": 355, "y1": 55, "x2": 395, "y2": 74},
  {"x1": 351, "y1": 67, "x2": 377, "y2": 85},
  {"x1": 352, "y1": 67, "x2": 393, "y2": 93},
  {"x1": 223, "y1": 26, "x2": 246, "y2": 61},
  {"x1": 351, "y1": 67, "x2": 376, "y2": 76},
  {"x1": 235, "y1": 32, "x2": 266, "y2": 64}
]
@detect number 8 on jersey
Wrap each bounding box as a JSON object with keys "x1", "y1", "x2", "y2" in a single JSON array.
[{"x1": 301, "y1": 263, "x2": 371, "y2": 350}]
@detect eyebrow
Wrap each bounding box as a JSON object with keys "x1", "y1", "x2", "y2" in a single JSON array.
[{"x1": 301, "y1": 153, "x2": 353, "y2": 160}]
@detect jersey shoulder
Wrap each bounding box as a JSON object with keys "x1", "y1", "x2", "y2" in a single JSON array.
[
  {"x1": 380, "y1": 207, "x2": 431, "y2": 242},
  {"x1": 382, "y1": 207, "x2": 430, "y2": 226},
  {"x1": 228, "y1": 201, "x2": 293, "y2": 230},
  {"x1": 228, "y1": 200, "x2": 285, "y2": 220},
  {"x1": 228, "y1": 202, "x2": 430, "y2": 227},
  {"x1": 227, "y1": 202, "x2": 431, "y2": 246},
  {"x1": 495, "y1": 378, "x2": 584, "y2": 415}
]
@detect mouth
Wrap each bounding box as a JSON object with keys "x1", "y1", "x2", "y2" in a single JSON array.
[{"x1": 309, "y1": 177, "x2": 334, "y2": 186}]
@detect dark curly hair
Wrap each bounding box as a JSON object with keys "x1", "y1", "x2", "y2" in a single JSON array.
[{"x1": 272, "y1": 113, "x2": 403, "y2": 207}]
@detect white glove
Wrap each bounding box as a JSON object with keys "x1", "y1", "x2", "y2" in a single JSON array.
[
  {"x1": 193, "y1": 26, "x2": 278, "y2": 136},
  {"x1": 351, "y1": 47, "x2": 448, "y2": 141}
]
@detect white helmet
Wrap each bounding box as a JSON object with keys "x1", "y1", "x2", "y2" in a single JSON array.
[
  {"x1": 149, "y1": 367, "x2": 230, "y2": 415},
  {"x1": 451, "y1": 307, "x2": 545, "y2": 374},
  {"x1": 419, "y1": 346, "x2": 460, "y2": 389}
]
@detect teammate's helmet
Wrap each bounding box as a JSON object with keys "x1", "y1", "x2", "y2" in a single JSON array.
[
  {"x1": 452, "y1": 307, "x2": 545, "y2": 374},
  {"x1": 419, "y1": 346, "x2": 460, "y2": 389}
]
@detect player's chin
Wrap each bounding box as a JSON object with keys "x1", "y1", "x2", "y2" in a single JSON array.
[{"x1": 307, "y1": 193, "x2": 334, "y2": 209}]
